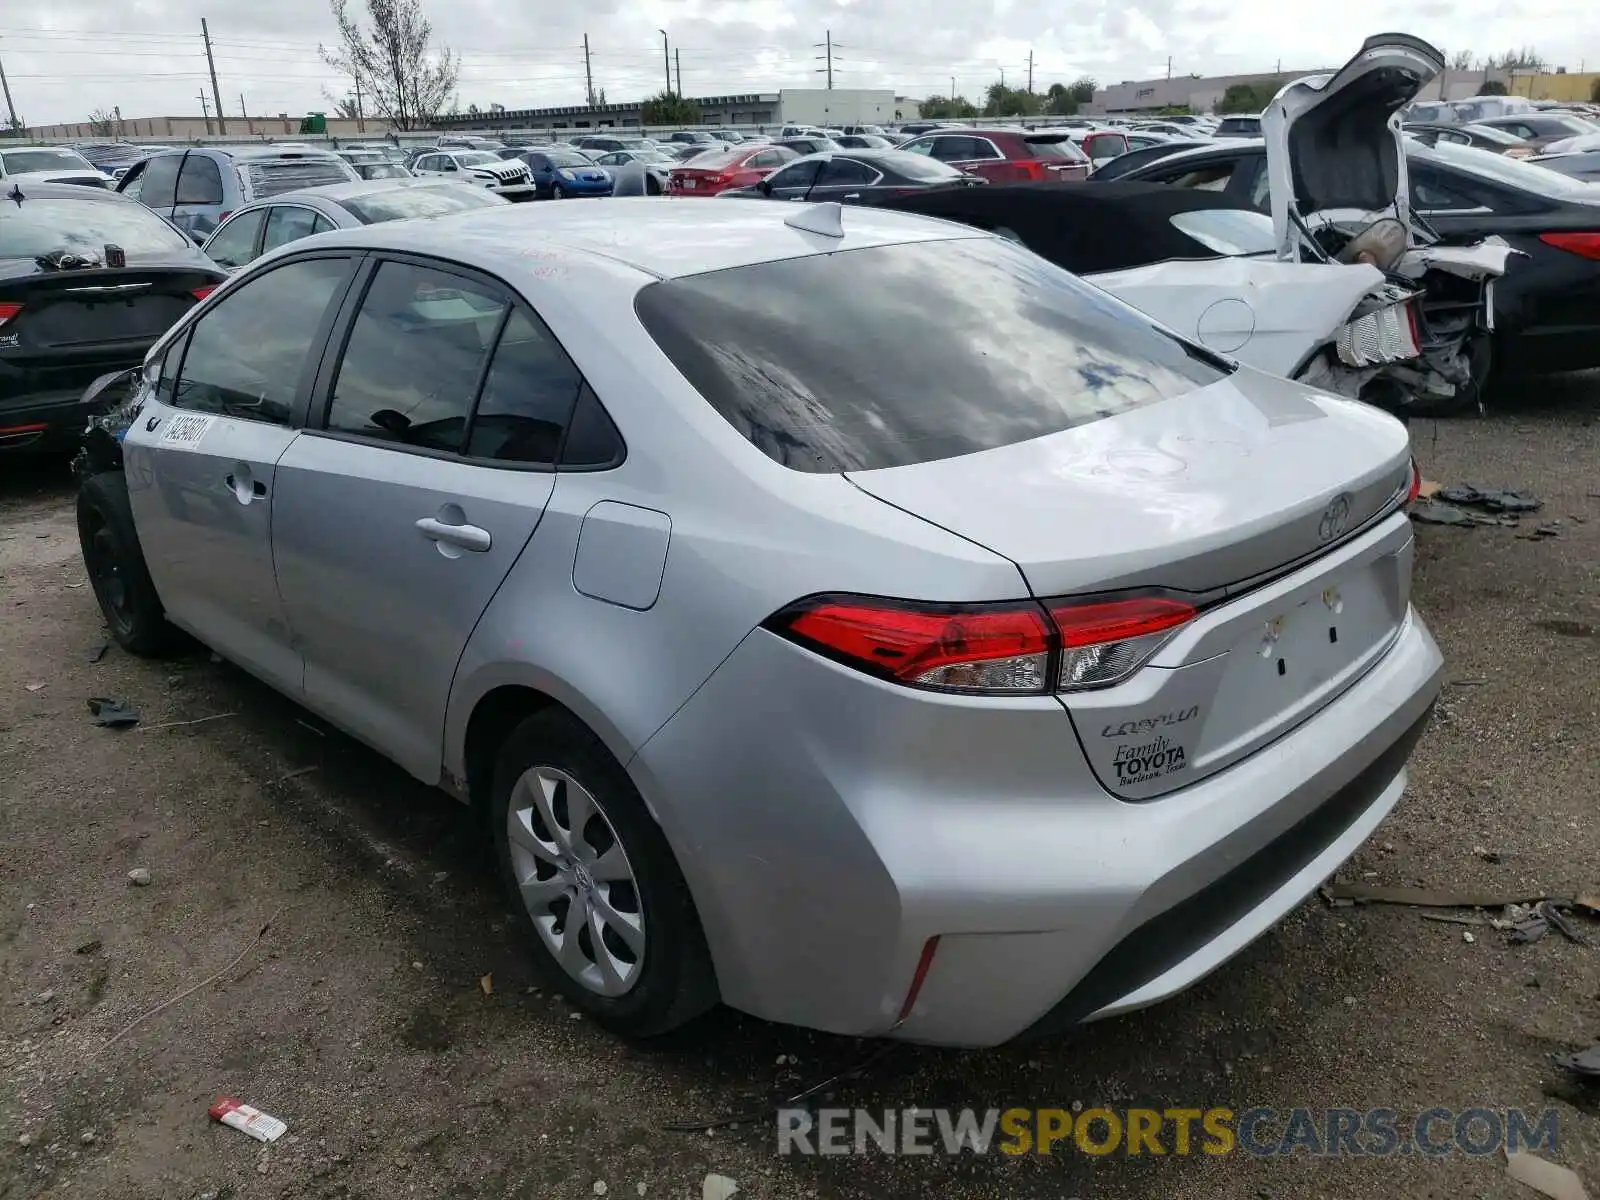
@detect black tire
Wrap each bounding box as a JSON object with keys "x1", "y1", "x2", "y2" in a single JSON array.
[
  {"x1": 76, "y1": 470, "x2": 175, "y2": 656},
  {"x1": 490, "y1": 709, "x2": 718, "y2": 1037},
  {"x1": 553, "y1": 183, "x2": 568, "y2": 199}
]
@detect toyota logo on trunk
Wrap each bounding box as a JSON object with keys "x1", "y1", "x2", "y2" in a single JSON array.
[{"x1": 1318, "y1": 494, "x2": 1353, "y2": 542}]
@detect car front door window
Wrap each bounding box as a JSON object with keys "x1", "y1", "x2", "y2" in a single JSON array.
[
  {"x1": 203, "y1": 208, "x2": 267, "y2": 269},
  {"x1": 138, "y1": 154, "x2": 183, "y2": 210},
  {"x1": 768, "y1": 161, "x2": 822, "y2": 193},
  {"x1": 261, "y1": 206, "x2": 330, "y2": 255}
]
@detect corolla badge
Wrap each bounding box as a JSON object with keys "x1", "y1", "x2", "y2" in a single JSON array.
[{"x1": 1318, "y1": 493, "x2": 1352, "y2": 543}]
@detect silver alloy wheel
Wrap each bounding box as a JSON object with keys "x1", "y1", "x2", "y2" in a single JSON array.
[{"x1": 506, "y1": 766, "x2": 645, "y2": 996}]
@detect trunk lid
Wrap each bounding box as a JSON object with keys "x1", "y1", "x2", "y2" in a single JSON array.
[
  {"x1": 844, "y1": 368, "x2": 1411, "y2": 599},
  {"x1": 1263, "y1": 33, "x2": 1445, "y2": 260}
]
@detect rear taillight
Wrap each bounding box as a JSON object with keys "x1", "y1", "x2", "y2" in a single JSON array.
[
  {"x1": 1539, "y1": 231, "x2": 1600, "y2": 260},
  {"x1": 0, "y1": 302, "x2": 20, "y2": 328},
  {"x1": 1049, "y1": 596, "x2": 1196, "y2": 690},
  {"x1": 191, "y1": 285, "x2": 217, "y2": 301},
  {"x1": 1011, "y1": 159, "x2": 1048, "y2": 182},
  {"x1": 1406, "y1": 457, "x2": 1422, "y2": 505},
  {"x1": 766, "y1": 592, "x2": 1196, "y2": 695}
]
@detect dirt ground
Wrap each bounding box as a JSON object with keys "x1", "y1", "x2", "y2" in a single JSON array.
[{"x1": 3, "y1": 379, "x2": 1600, "y2": 1200}]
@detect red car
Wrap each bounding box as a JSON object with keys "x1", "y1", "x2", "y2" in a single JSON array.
[
  {"x1": 896, "y1": 128, "x2": 1092, "y2": 183},
  {"x1": 668, "y1": 145, "x2": 798, "y2": 195}
]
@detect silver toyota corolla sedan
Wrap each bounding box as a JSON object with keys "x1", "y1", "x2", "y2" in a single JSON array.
[{"x1": 74, "y1": 198, "x2": 1442, "y2": 1046}]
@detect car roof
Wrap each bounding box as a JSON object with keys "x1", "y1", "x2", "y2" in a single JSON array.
[
  {"x1": 0, "y1": 179, "x2": 136, "y2": 202},
  {"x1": 244, "y1": 177, "x2": 470, "y2": 205},
  {"x1": 307, "y1": 195, "x2": 985, "y2": 282}
]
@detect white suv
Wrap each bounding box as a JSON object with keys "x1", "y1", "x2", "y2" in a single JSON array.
[{"x1": 410, "y1": 150, "x2": 535, "y2": 200}]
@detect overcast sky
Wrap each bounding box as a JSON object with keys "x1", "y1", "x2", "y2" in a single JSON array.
[{"x1": 5, "y1": 0, "x2": 1598, "y2": 126}]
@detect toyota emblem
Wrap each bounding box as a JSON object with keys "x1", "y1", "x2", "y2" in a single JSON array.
[{"x1": 1318, "y1": 494, "x2": 1353, "y2": 543}]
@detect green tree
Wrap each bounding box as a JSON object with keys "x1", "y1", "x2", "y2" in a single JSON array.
[
  {"x1": 640, "y1": 90, "x2": 701, "y2": 126},
  {"x1": 1068, "y1": 77, "x2": 1097, "y2": 104},
  {"x1": 920, "y1": 94, "x2": 979, "y2": 120},
  {"x1": 1476, "y1": 79, "x2": 1508, "y2": 96},
  {"x1": 1045, "y1": 82, "x2": 1077, "y2": 116},
  {"x1": 984, "y1": 83, "x2": 1042, "y2": 117},
  {"x1": 318, "y1": 0, "x2": 458, "y2": 131},
  {"x1": 1220, "y1": 79, "x2": 1283, "y2": 113}
]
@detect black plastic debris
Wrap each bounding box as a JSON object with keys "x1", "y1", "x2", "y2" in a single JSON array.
[
  {"x1": 1436, "y1": 485, "x2": 1542, "y2": 513},
  {"x1": 1552, "y1": 1045, "x2": 1600, "y2": 1078},
  {"x1": 86, "y1": 697, "x2": 139, "y2": 728},
  {"x1": 88, "y1": 642, "x2": 109, "y2": 664},
  {"x1": 1410, "y1": 500, "x2": 1478, "y2": 526},
  {"x1": 1539, "y1": 900, "x2": 1586, "y2": 945}
]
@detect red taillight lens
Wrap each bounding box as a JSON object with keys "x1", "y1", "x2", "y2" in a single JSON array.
[
  {"x1": 1406, "y1": 457, "x2": 1422, "y2": 505},
  {"x1": 773, "y1": 595, "x2": 1053, "y2": 693},
  {"x1": 1011, "y1": 159, "x2": 1047, "y2": 182},
  {"x1": 0, "y1": 301, "x2": 21, "y2": 327},
  {"x1": 191, "y1": 285, "x2": 217, "y2": 301},
  {"x1": 1539, "y1": 231, "x2": 1600, "y2": 260},
  {"x1": 767, "y1": 592, "x2": 1196, "y2": 695},
  {"x1": 1049, "y1": 596, "x2": 1195, "y2": 690}
]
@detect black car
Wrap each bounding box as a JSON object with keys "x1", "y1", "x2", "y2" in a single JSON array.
[
  {"x1": 720, "y1": 149, "x2": 982, "y2": 204},
  {"x1": 1473, "y1": 113, "x2": 1600, "y2": 153},
  {"x1": 1403, "y1": 122, "x2": 1532, "y2": 155},
  {"x1": 1089, "y1": 138, "x2": 1214, "y2": 181},
  {"x1": 0, "y1": 182, "x2": 225, "y2": 455},
  {"x1": 1109, "y1": 138, "x2": 1600, "y2": 377},
  {"x1": 834, "y1": 134, "x2": 895, "y2": 150}
]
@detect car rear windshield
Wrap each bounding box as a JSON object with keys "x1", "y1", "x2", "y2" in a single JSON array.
[
  {"x1": 0, "y1": 197, "x2": 192, "y2": 260},
  {"x1": 545, "y1": 151, "x2": 591, "y2": 168},
  {"x1": 1024, "y1": 135, "x2": 1090, "y2": 163},
  {"x1": 1460, "y1": 123, "x2": 1527, "y2": 146},
  {"x1": 1217, "y1": 117, "x2": 1260, "y2": 133},
  {"x1": 342, "y1": 183, "x2": 505, "y2": 223},
  {"x1": 682, "y1": 151, "x2": 740, "y2": 170},
  {"x1": 634, "y1": 237, "x2": 1229, "y2": 472},
  {"x1": 1426, "y1": 141, "x2": 1598, "y2": 198},
  {"x1": 1, "y1": 148, "x2": 94, "y2": 174},
  {"x1": 242, "y1": 158, "x2": 354, "y2": 198}
]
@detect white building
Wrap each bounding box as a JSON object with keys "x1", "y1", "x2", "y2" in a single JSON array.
[{"x1": 778, "y1": 89, "x2": 901, "y2": 127}]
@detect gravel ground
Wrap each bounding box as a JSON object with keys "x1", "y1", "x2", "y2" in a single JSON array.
[{"x1": 3, "y1": 379, "x2": 1599, "y2": 1200}]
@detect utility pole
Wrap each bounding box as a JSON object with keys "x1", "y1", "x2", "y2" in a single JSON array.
[
  {"x1": 951, "y1": 76, "x2": 956, "y2": 101},
  {"x1": 659, "y1": 30, "x2": 671, "y2": 95},
  {"x1": 0, "y1": 40, "x2": 20, "y2": 133},
  {"x1": 1166, "y1": 55, "x2": 1172, "y2": 80},
  {"x1": 197, "y1": 91, "x2": 213, "y2": 136},
  {"x1": 675, "y1": 48, "x2": 682, "y2": 97},
  {"x1": 814, "y1": 30, "x2": 837, "y2": 90},
  {"x1": 240, "y1": 93, "x2": 254, "y2": 135},
  {"x1": 351, "y1": 77, "x2": 365, "y2": 131},
  {"x1": 1027, "y1": 51, "x2": 1034, "y2": 93},
  {"x1": 583, "y1": 34, "x2": 595, "y2": 106},
  {"x1": 201, "y1": 18, "x2": 228, "y2": 135}
]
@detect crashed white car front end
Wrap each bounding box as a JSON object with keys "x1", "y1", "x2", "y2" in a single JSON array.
[{"x1": 1261, "y1": 32, "x2": 1518, "y2": 413}]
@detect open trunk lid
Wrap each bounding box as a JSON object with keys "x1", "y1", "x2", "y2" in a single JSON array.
[
  {"x1": 845, "y1": 367, "x2": 1412, "y2": 599},
  {"x1": 1263, "y1": 33, "x2": 1445, "y2": 261}
]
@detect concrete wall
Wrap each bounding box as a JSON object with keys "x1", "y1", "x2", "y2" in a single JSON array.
[
  {"x1": 23, "y1": 115, "x2": 393, "y2": 140},
  {"x1": 1094, "y1": 69, "x2": 1328, "y2": 114},
  {"x1": 778, "y1": 88, "x2": 900, "y2": 126}
]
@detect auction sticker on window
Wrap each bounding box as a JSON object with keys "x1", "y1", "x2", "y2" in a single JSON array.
[
  {"x1": 1111, "y1": 735, "x2": 1188, "y2": 786},
  {"x1": 159, "y1": 413, "x2": 215, "y2": 446}
]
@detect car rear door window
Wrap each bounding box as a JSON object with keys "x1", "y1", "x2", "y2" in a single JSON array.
[
  {"x1": 465, "y1": 309, "x2": 584, "y2": 464},
  {"x1": 175, "y1": 154, "x2": 224, "y2": 205},
  {"x1": 262, "y1": 207, "x2": 334, "y2": 254},
  {"x1": 172, "y1": 256, "x2": 353, "y2": 425},
  {"x1": 325, "y1": 260, "x2": 506, "y2": 453},
  {"x1": 767, "y1": 160, "x2": 822, "y2": 191},
  {"x1": 634, "y1": 237, "x2": 1229, "y2": 472},
  {"x1": 138, "y1": 154, "x2": 183, "y2": 209},
  {"x1": 818, "y1": 158, "x2": 877, "y2": 186},
  {"x1": 204, "y1": 209, "x2": 267, "y2": 268}
]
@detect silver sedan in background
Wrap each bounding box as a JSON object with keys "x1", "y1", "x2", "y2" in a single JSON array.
[{"x1": 76, "y1": 199, "x2": 1441, "y2": 1046}]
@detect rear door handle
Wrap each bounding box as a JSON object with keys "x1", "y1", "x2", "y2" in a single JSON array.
[{"x1": 415, "y1": 516, "x2": 491, "y2": 554}]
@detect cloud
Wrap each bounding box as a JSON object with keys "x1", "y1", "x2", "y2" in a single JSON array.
[{"x1": 5, "y1": 0, "x2": 1596, "y2": 125}]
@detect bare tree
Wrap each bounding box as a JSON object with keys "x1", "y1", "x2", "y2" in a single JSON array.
[
  {"x1": 319, "y1": 0, "x2": 458, "y2": 131},
  {"x1": 319, "y1": 86, "x2": 364, "y2": 120},
  {"x1": 1448, "y1": 49, "x2": 1474, "y2": 72},
  {"x1": 88, "y1": 106, "x2": 117, "y2": 137}
]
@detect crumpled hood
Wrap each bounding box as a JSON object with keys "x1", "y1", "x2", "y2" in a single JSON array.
[{"x1": 1263, "y1": 33, "x2": 1445, "y2": 261}]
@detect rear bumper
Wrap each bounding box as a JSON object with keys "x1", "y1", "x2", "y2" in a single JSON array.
[
  {"x1": 0, "y1": 387, "x2": 109, "y2": 454},
  {"x1": 632, "y1": 605, "x2": 1443, "y2": 1047}
]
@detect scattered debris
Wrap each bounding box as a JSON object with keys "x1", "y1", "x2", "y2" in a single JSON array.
[
  {"x1": 1553, "y1": 1046, "x2": 1600, "y2": 1078},
  {"x1": 64, "y1": 581, "x2": 84, "y2": 589},
  {"x1": 594, "y1": 1183, "x2": 609, "y2": 1196},
  {"x1": 274, "y1": 766, "x2": 318, "y2": 784},
  {"x1": 87, "y1": 642, "x2": 109, "y2": 664},
  {"x1": 1576, "y1": 890, "x2": 1600, "y2": 917},
  {"x1": 479, "y1": 974, "x2": 493, "y2": 997},
  {"x1": 1410, "y1": 499, "x2": 1480, "y2": 526},
  {"x1": 1539, "y1": 900, "x2": 1586, "y2": 945},
  {"x1": 1417, "y1": 478, "x2": 1441, "y2": 499},
  {"x1": 1520, "y1": 521, "x2": 1565, "y2": 541},
  {"x1": 1504, "y1": 1149, "x2": 1590, "y2": 1200},
  {"x1": 17, "y1": 1133, "x2": 31, "y2": 1148},
  {"x1": 127, "y1": 868, "x2": 152, "y2": 887},
  {"x1": 637, "y1": 1185, "x2": 648, "y2": 1197},
  {"x1": 87, "y1": 697, "x2": 140, "y2": 728},
  {"x1": 209, "y1": 1098, "x2": 288, "y2": 1145},
  {"x1": 295, "y1": 718, "x2": 325, "y2": 737},
  {"x1": 1449, "y1": 677, "x2": 1489, "y2": 687},
  {"x1": 33, "y1": 989, "x2": 56, "y2": 1006},
  {"x1": 1510, "y1": 905, "x2": 1549, "y2": 944},
  {"x1": 79, "y1": 1130, "x2": 96, "y2": 1146},
  {"x1": 92, "y1": 908, "x2": 283, "y2": 1058},
  {"x1": 1420, "y1": 912, "x2": 1489, "y2": 928},
  {"x1": 1321, "y1": 882, "x2": 1555, "y2": 908},
  {"x1": 137, "y1": 711, "x2": 236, "y2": 733},
  {"x1": 75, "y1": 938, "x2": 102, "y2": 956},
  {"x1": 1462, "y1": 931, "x2": 1476, "y2": 944},
  {"x1": 1438, "y1": 484, "x2": 1542, "y2": 513},
  {"x1": 702, "y1": 1176, "x2": 740, "y2": 1200},
  {"x1": 24, "y1": 681, "x2": 46, "y2": 692}
]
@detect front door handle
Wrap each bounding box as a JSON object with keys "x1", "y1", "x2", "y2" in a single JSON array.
[
  {"x1": 415, "y1": 516, "x2": 491, "y2": 555},
  {"x1": 225, "y1": 471, "x2": 267, "y2": 503}
]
